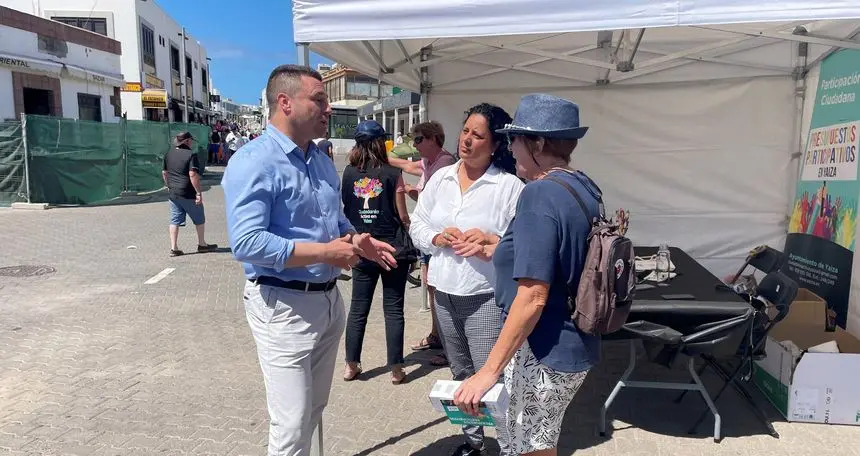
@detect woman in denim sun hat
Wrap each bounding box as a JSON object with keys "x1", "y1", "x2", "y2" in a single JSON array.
[{"x1": 454, "y1": 94, "x2": 603, "y2": 456}]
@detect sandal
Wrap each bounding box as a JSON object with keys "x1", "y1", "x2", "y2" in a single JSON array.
[
  {"x1": 430, "y1": 352, "x2": 448, "y2": 366},
  {"x1": 343, "y1": 362, "x2": 362, "y2": 381},
  {"x1": 391, "y1": 366, "x2": 406, "y2": 385},
  {"x1": 410, "y1": 333, "x2": 443, "y2": 351}
]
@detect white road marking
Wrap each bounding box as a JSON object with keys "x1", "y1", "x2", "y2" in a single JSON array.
[{"x1": 145, "y1": 268, "x2": 175, "y2": 284}]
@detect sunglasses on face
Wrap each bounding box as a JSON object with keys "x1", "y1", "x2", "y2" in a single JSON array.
[{"x1": 414, "y1": 135, "x2": 424, "y2": 145}]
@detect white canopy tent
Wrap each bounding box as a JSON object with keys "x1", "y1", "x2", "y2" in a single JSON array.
[{"x1": 293, "y1": 1, "x2": 860, "y2": 277}]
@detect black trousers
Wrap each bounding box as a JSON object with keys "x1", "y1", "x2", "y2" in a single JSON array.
[{"x1": 345, "y1": 260, "x2": 410, "y2": 366}]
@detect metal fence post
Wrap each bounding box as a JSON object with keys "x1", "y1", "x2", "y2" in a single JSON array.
[
  {"x1": 122, "y1": 116, "x2": 128, "y2": 193},
  {"x1": 20, "y1": 113, "x2": 31, "y2": 203}
]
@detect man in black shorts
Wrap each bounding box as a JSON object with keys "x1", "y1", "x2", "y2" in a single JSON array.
[{"x1": 162, "y1": 131, "x2": 217, "y2": 256}]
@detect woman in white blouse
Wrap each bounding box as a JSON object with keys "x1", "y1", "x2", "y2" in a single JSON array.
[{"x1": 409, "y1": 103, "x2": 524, "y2": 456}]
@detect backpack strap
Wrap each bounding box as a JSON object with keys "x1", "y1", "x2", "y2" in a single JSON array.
[
  {"x1": 549, "y1": 169, "x2": 606, "y2": 219},
  {"x1": 545, "y1": 175, "x2": 594, "y2": 223},
  {"x1": 544, "y1": 175, "x2": 589, "y2": 316}
]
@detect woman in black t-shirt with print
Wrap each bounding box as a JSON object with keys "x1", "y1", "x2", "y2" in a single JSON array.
[{"x1": 341, "y1": 120, "x2": 417, "y2": 385}]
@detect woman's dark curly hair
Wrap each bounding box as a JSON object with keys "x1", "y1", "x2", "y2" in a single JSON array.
[{"x1": 463, "y1": 103, "x2": 516, "y2": 175}]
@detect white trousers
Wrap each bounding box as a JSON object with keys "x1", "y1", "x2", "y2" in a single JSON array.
[{"x1": 244, "y1": 281, "x2": 346, "y2": 456}]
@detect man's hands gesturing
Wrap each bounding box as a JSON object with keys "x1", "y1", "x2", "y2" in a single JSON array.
[
  {"x1": 324, "y1": 235, "x2": 362, "y2": 270},
  {"x1": 352, "y1": 233, "x2": 397, "y2": 270}
]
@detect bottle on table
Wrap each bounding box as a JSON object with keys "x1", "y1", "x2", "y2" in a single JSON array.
[{"x1": 656, "y1": 242, "x2": 671, "y2": 281}]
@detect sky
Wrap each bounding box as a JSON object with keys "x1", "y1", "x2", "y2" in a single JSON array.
[{"x1": 157, "y1": 0, "x2": 331, "y2": 105}]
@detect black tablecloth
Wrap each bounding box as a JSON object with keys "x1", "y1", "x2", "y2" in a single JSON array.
[
  {"x1": 633, "y1": 247, "x2": 742, "y2": 302},
  {"x1": 609, "y1": 247, "x2": 752, "y2": 342}
]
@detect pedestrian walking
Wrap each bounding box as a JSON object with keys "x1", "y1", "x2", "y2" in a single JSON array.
[
  {"x1": 208, "y1": 126, "x2": 221, "y2": 164},
  {"x1": 225, "y1": 127, "x2": 240, "y2": 162},
  {"x1": 162, "y1": 131, "x2": 217, "y2": 257},
  {"x1": 222, "y1": 64, "x2": 397, "y2": 456}
]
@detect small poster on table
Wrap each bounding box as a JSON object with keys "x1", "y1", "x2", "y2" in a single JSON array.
[{"x1": 785, "y1": 49, "x2": 860, "y2": 333}]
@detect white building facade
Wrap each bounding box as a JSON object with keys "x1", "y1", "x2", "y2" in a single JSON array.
[
  {"x1": 260, "y1": 87, "x2": 268, "y2": 127},
  {"x1": 5, "y1": 0, "x2": 211, "y2": 123},
  {"x1": 0, "y1": 5, "x2": 123, "y2": 122}
]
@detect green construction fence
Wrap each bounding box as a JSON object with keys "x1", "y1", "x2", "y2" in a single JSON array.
[
  {"x1": 18, "y1": 115, "x2": 211, "y2": 205},
  {"x1": 0, "y1": 121, "x2": 25, "y2": 206}
]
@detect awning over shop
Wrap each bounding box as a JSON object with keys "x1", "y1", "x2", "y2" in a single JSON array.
[
  {"x1": 62, "y1": 64, "x2": 124, "y2": 86},
  {"x1": 0, "y1": 52, "x2": 62, "y2": 76},
  {"x1": 141, "y1": 89, "x2": 168, "y2": 109}
]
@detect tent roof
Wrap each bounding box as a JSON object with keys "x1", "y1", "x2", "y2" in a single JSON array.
[{"x1": 293, "y1": 1, "x2": 860, "y2": 92}]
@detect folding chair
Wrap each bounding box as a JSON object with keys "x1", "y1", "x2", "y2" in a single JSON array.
[
  {"x1": 600, "y1": 305, "x2": 754, "y2": 442},
  {"x1": 726, "y1": 245, "x2": 786, "y2": 285},
  {"x1": 677, "y1": 270, "x2": 798, "y2": 440}
]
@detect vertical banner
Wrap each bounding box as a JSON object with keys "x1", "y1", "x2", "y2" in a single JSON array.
[{"x1": 785, "y1": 49, "x2": 860, "y2": 330}]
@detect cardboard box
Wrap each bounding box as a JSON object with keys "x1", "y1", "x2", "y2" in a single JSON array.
[
  {"x1": 753, "y1": 288, "x2": 860, "y2": 425},
  {"x1": 429, "y1": 380, "x2": 509, "y2": 427}
]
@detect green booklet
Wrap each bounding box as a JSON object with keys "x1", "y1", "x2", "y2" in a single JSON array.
[{"x1": 429, "y1": 380, "x2": 509, "y2": 428}]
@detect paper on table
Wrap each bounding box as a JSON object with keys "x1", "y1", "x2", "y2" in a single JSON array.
[
  {"x1": 642, "y1": 271, "x2": 677, "y2": 282},
  {"x1": 635, "y1": 256, "x2": 676, "y2": 272}
]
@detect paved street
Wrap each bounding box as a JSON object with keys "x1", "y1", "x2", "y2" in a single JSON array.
[{"x1": 0, "y1": 157, "x2": 859, "y2": 455}]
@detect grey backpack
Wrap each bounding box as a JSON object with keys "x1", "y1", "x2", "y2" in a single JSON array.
[{"x1": 547, "y1": 171, "x2": 635, "y2": 335}]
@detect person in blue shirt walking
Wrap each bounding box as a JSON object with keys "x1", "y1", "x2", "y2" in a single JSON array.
[
  {"x1": 221, "y1": 64, "x2": 397, "y2": 456},
  {"x1": 454, "y1": 94, "x2": 601, "y2": 456}
]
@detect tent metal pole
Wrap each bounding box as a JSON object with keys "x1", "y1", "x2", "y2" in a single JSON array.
[
  {"x1": 789, "y1": 29, "x2": 809, "y2": 223},
  {"x1": 362, "y1": 40, "x2": 392, "y2": 73},
  {"x1": 419, "y1": 46, "x2": 431, "y2": 124},
  {"x1": 296, "y1": 40, "x2": 322, "y2": 456},
  {"x1": 635, "y1": 21, "x2": 805, "y2": 72},
  {"x1": 297, "y1": 43, "x2": 310, "y2": 67},
  {"x1": 395, "y1": 39, "x2": 422, "y2": 81},
  {"x1": 616, "y1": 28, "x2": 646, "y2": 72},
  {"x1": 696, "y1": 25, "x2": 860, "y2": 51},
  {"x1": 462, "y1": 38, "x2": 615, "y2": 70},
  {"x1": 613, "y1": 38, "x2": 790, "y2": 83},
  {"x1": 807, "y1": 26, "x2": 860, "y2": 70},
  {"x1": 434, "y1": 45, "x2": 596, "y2": 88},
  {"x1": 418, "y1": 46, "x2": 432, "y2": 312},
  {"x1": 389, "y1": 40, "x2": 466, "y2": 70},
  {"x1": 599, "y1": 30, "x2": 617, "y2": 83}
]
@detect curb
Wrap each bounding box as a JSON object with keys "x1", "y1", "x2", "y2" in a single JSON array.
[{"x1": 11, "y1": 202, "x2": 50, "y2": 210}]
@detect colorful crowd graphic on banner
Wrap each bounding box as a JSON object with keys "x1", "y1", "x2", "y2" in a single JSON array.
[{"x1": 785, "y1": 49, "x2": 860, "y2": 329}]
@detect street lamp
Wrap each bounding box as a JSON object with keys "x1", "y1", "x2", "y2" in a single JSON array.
[
  {"x1": 206, "y1": 57, "x2": 212, "y2": 123},
  {"x1": 178, "y1": 28, "x2": 188, "y2": 123}
]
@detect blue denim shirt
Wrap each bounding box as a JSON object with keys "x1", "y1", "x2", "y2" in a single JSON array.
[{"x1": 221, "y1": 126, "x2": 355, "y2": 283}]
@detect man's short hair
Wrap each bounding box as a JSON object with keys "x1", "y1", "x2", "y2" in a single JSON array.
[
  {"x1": 265, "y1": 64, "x2": 323, "y2": 111},
  {"x1": 412, "y1": 121, "x2": 445, "y2": 148}
]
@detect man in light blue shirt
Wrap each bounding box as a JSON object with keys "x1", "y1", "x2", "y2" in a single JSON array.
[{"x1": 222, "y1": 64, "x2": 395, "y2": 456}]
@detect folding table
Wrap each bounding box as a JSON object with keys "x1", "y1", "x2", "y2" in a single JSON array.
[{"x1": 599, "y1": 247, "x2": 758, "y2": 442}]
